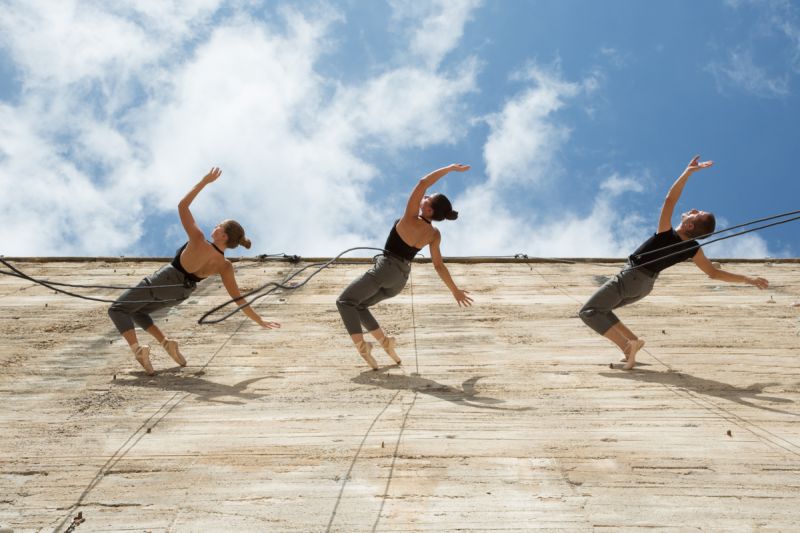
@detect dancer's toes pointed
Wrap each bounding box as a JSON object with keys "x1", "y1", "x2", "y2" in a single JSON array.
[
  {"x1": 380, "y1": 336, "x2": 402, "y2": 365},
  {"x1": 134, "y1": 345, "x2": 155, "y2": 376},
  {"x1": 161, "y1": 338, "x2": 186, "y2": 366},
  {"x1": 356, "y1": 340, "x2": 378, "y2": 370}
]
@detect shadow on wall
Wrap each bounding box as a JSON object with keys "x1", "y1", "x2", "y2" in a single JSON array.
[
  {"x1": 600, "y1": 368, "x2": 797, "y2": 416},
  {"x1": 352, "y1": 367, "x2": 532, "y2": 412},
  {"x1": 116, "y1": 370, "x2": 284, "y2": 405}
]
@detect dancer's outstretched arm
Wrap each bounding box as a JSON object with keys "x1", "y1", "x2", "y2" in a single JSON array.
[
  {"x1": 219, "y1": 263, "x2": 281, "y2": 328},
  {"x1": 178, "y1": 167, "x2": 221, "y2": 242},
  {"x1": 429, "y1": 230, "x2": 473, "y2": 307},
  {"x1": 657, "y1": 156, "x2": 712, "y2": 233},
  {"x1": 692, "y1": 249, "x2": 768, "y2": 288},
  {"x1": 402, "y1": 164, "x2": 470, "y2": 222}
]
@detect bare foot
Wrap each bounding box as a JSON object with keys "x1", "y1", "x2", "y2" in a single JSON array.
[
  {"x1": 380, "y1": 336, "x2": 402, "y2": 365},
  {"x1": 356, "y1": 341, "x2": 378, "y2": 370},
  {"x1": 623, "y1": 339, "x2": 645, "y2": 370},
  {"x1": 619, "y1": 338, "x2": 641, "y2": 362},
  {"x1": 135, "y1": 345, "x2": 155, "y2": 376}
]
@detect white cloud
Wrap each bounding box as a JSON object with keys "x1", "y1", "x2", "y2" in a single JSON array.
[
  {"x1": 389, "y1": 0, "x2": 482, "y2": 69},
  {"x1": 0, "y1": 103, "x2": 136, "y2": 255},
  {"x1": 332, "y1": 60, "x2": 479, "y2": 149},
  {"x1": 707, "y1": 48, "x2": 789, "y2": 98},
  {"x1": 443, "y1": 177, "x2": 649, "y2": 257},
  {"x1": 697, "y1": 215, "x2": 783, "y2": 259},
  {"x1": 0, "y1": 1, "x2": 482, "y2": 256},
  {"x1": 483, "y1": 64, "x2": 597, "y2": 187},
  {"x1": 440, "y1": 63, "x2": 655, "y2": 257},
  {"x1": 0, "y1": 2, "x2": 785, "y2": 261},
  {"x1": 600, "y1": 173, "x2": 645, "y2": 196},
  {"x1": 703, "y1": 234, "x2": 772, "y2": 259},
  {"x1": 715, "y1": 0, "x2": 800, "y2": 95}
]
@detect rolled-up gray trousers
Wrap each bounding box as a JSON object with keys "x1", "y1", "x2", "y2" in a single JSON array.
[
  {"x1": 579, "y1": 265, "x2": 658, "y2": 335},
  {"x1": 108, "y1": 264, "x2": 196, "y2": 334},
  {"x1": 336, "y1": 254, "x2": 410, "y2": 335}
]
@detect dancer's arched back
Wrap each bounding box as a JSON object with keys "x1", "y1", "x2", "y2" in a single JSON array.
[
  {"x1": 579, "y1": 156, "x2": 768, "y2": 369},
  {"x1": 336, "y1": 164, "x2": 473, "y2": 369},
  {"x1": 108, "y1": 167, "x2": 280, "y2": 375}
]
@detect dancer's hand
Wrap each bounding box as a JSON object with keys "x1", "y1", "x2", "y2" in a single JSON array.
[
  {"x1": 452, "y1": 288, "x2": 473, "y2": 307},
  {"x1": 448, "y1": 164, "x2": 470, "y2": 173},
  {"x1": 258, "y1": 318, "x2": 282, "y2": 329},
  {"x1": 684, "y1": 155, "x2": 712, "y2": 175},
  {"x1": 201, "y1": 167, "x2": 222, "y2": 184},
  {"x1": 749, "y1": 277, "x2": 769, "y2": 290}
]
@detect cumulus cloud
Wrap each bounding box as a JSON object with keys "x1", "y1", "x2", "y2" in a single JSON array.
[
  {"x1": 482, "y1": 64, "x2": 597, "y2": 187},
  {"x1": 0, "y1": 2, "x2": 782, "y2": 260},
  {"x1": 0, "y1": 1, "x2": 480, "y2": 256},
  {"x1": 443, "y1": 176, "x2": 648, "y2": 257},
  {"x1": 389, "y1": 0, "x2": 482, "y2": 69},
  {"x1": 442, "y1": 65, "x2": 653, "y2": 257},
  {"x1": 696, "y1": 215, "x2": 779, "y2": 259},
  {"x1": 703, "y1": 234, "x2": 772, "y2": 258}
]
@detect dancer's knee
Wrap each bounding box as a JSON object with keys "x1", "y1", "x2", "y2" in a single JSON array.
[
  {"x1": 578, "y1": 306, "x2": 595, "y2": 326},
  {"x1": 108, "y1": 306, "x2": 133, "y2": 334},
  {"x1": 579, "y1": 307, "x2": 607, "y2": 334},
  {"x1": 336, "y1": 299, "x2": 363, "y2": 335},
  {"x1": 336, "y1": 298, "x2": 352, "y2": 312}
]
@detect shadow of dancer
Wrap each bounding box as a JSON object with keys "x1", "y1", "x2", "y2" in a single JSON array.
[
  {"x1": 352, "y1": 368, "x2": 531, "y2": 412},
  {"x1": 115, "y1": 371, "x2": 280, "y2": 405},
  {"x1": 600, "y1": 368, "x2": 797, "y2": 416}
]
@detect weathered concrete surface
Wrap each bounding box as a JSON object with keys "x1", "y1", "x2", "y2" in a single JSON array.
[{"x1": 1, "y1": 258, "x2": 799, "y2": 532}]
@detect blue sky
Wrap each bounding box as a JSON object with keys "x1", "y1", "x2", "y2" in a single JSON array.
[{"x1": 1, "y1": 0, "x2": 798, "y2": 258}]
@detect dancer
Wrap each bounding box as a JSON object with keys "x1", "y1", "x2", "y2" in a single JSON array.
[
  {"x1": 579, "y1": 155, "x2": 769, "y2": 369},
  {"x1": 337, "y1": 164, "x2": 473, "y2": 369},
  {"x1": 108, "y1": 167, "x2": 280, "y2": 375}
]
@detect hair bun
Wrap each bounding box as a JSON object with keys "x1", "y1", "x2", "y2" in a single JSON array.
[
  {"x1": 446, "y1": 210, "x2": 459, "y2": 221},
  {"x1": 240, "y1": 237, "x2": 252, "y2": 249}
]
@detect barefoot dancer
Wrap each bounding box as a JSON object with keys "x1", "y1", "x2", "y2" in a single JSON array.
[
  {"x1": 336, "y1": 164, "x2": 474, "y2": 369},
  {"x1": 579, "y1": 156, "x2": 769, "y2": 369},
  {"x1": 108, "y1": 167, "x2": 280, "y2": 375}
]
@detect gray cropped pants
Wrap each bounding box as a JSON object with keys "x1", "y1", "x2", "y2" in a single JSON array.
[
  {"x1": 579, "y1": 265, "x2": 658, "y2": 335},
  {"x1": 108, "y1": 264, "x2": 196, "y2": 334},
  {"x1": 336, "y1": 254, "x2": 410, "y2": 335}
]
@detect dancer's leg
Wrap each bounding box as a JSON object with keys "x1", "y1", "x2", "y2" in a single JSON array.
[
  {"x1": 337, "y1": 256, "x2": 408, "y2": 369},
  {"x1": 144, "y1": 324, "x2": 187, "y2": 366},
  {"x1": 368, "y1": 327, "x2": 401, "y2": 365},
  {"x1": 580, "y1": 270, "x2": 652, "y2": 369},
  {"x1": 337, "y1": 273, "x2": 383, "y2": 369},
  {"x1": 109, "y1": 284, "x2": 156, "y2": 375}
]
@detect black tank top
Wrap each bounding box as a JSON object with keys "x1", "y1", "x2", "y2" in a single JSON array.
[
  {"x1": 629, "y1": 229, "x2": 699, "y2": 273},
  {"x1": 170, "y1": 242, "x2": 223, "y2": 282},
  {"x1": 384, "y1": 219, "x2": 423, "y2": 261}
]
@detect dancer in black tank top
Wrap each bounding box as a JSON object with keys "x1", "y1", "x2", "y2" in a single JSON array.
[
  {"x1": 336, "y1": 164, "x2": 473, "y2": 369},
  {"x1": 579, "y1": 155, "x2": 769, "y2": 369},
  {"x1": 108, "y1": 167, "x2": 281, "y2": 376}
]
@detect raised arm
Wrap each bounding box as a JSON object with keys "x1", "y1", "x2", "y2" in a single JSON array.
[
  {"x1": 657, "y1": 156, "x2": 713, "y2": 233},
  {"x1": 219, "y1": 262, "x2": 281, "y2": 328},
  {"x1": 692, "y1": 248, "x2": 768, "y2": 289},
  {"x1": 429, "y1": 230, "x2": 473, "y2": 307},
  {"x1": 178, "y1": 167, "x2": 222, "y2": 242},
  {"x1": 402, "y1": 164, "x2": 470, "y2": 222}
]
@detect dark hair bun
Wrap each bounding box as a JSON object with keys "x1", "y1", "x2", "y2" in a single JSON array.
[
  {"x1": 445, "y1": 210, "x2": 458, "y2": 221},
  {"x1": 240, "y1": 237, "x2": 252, "y2": 250}
]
